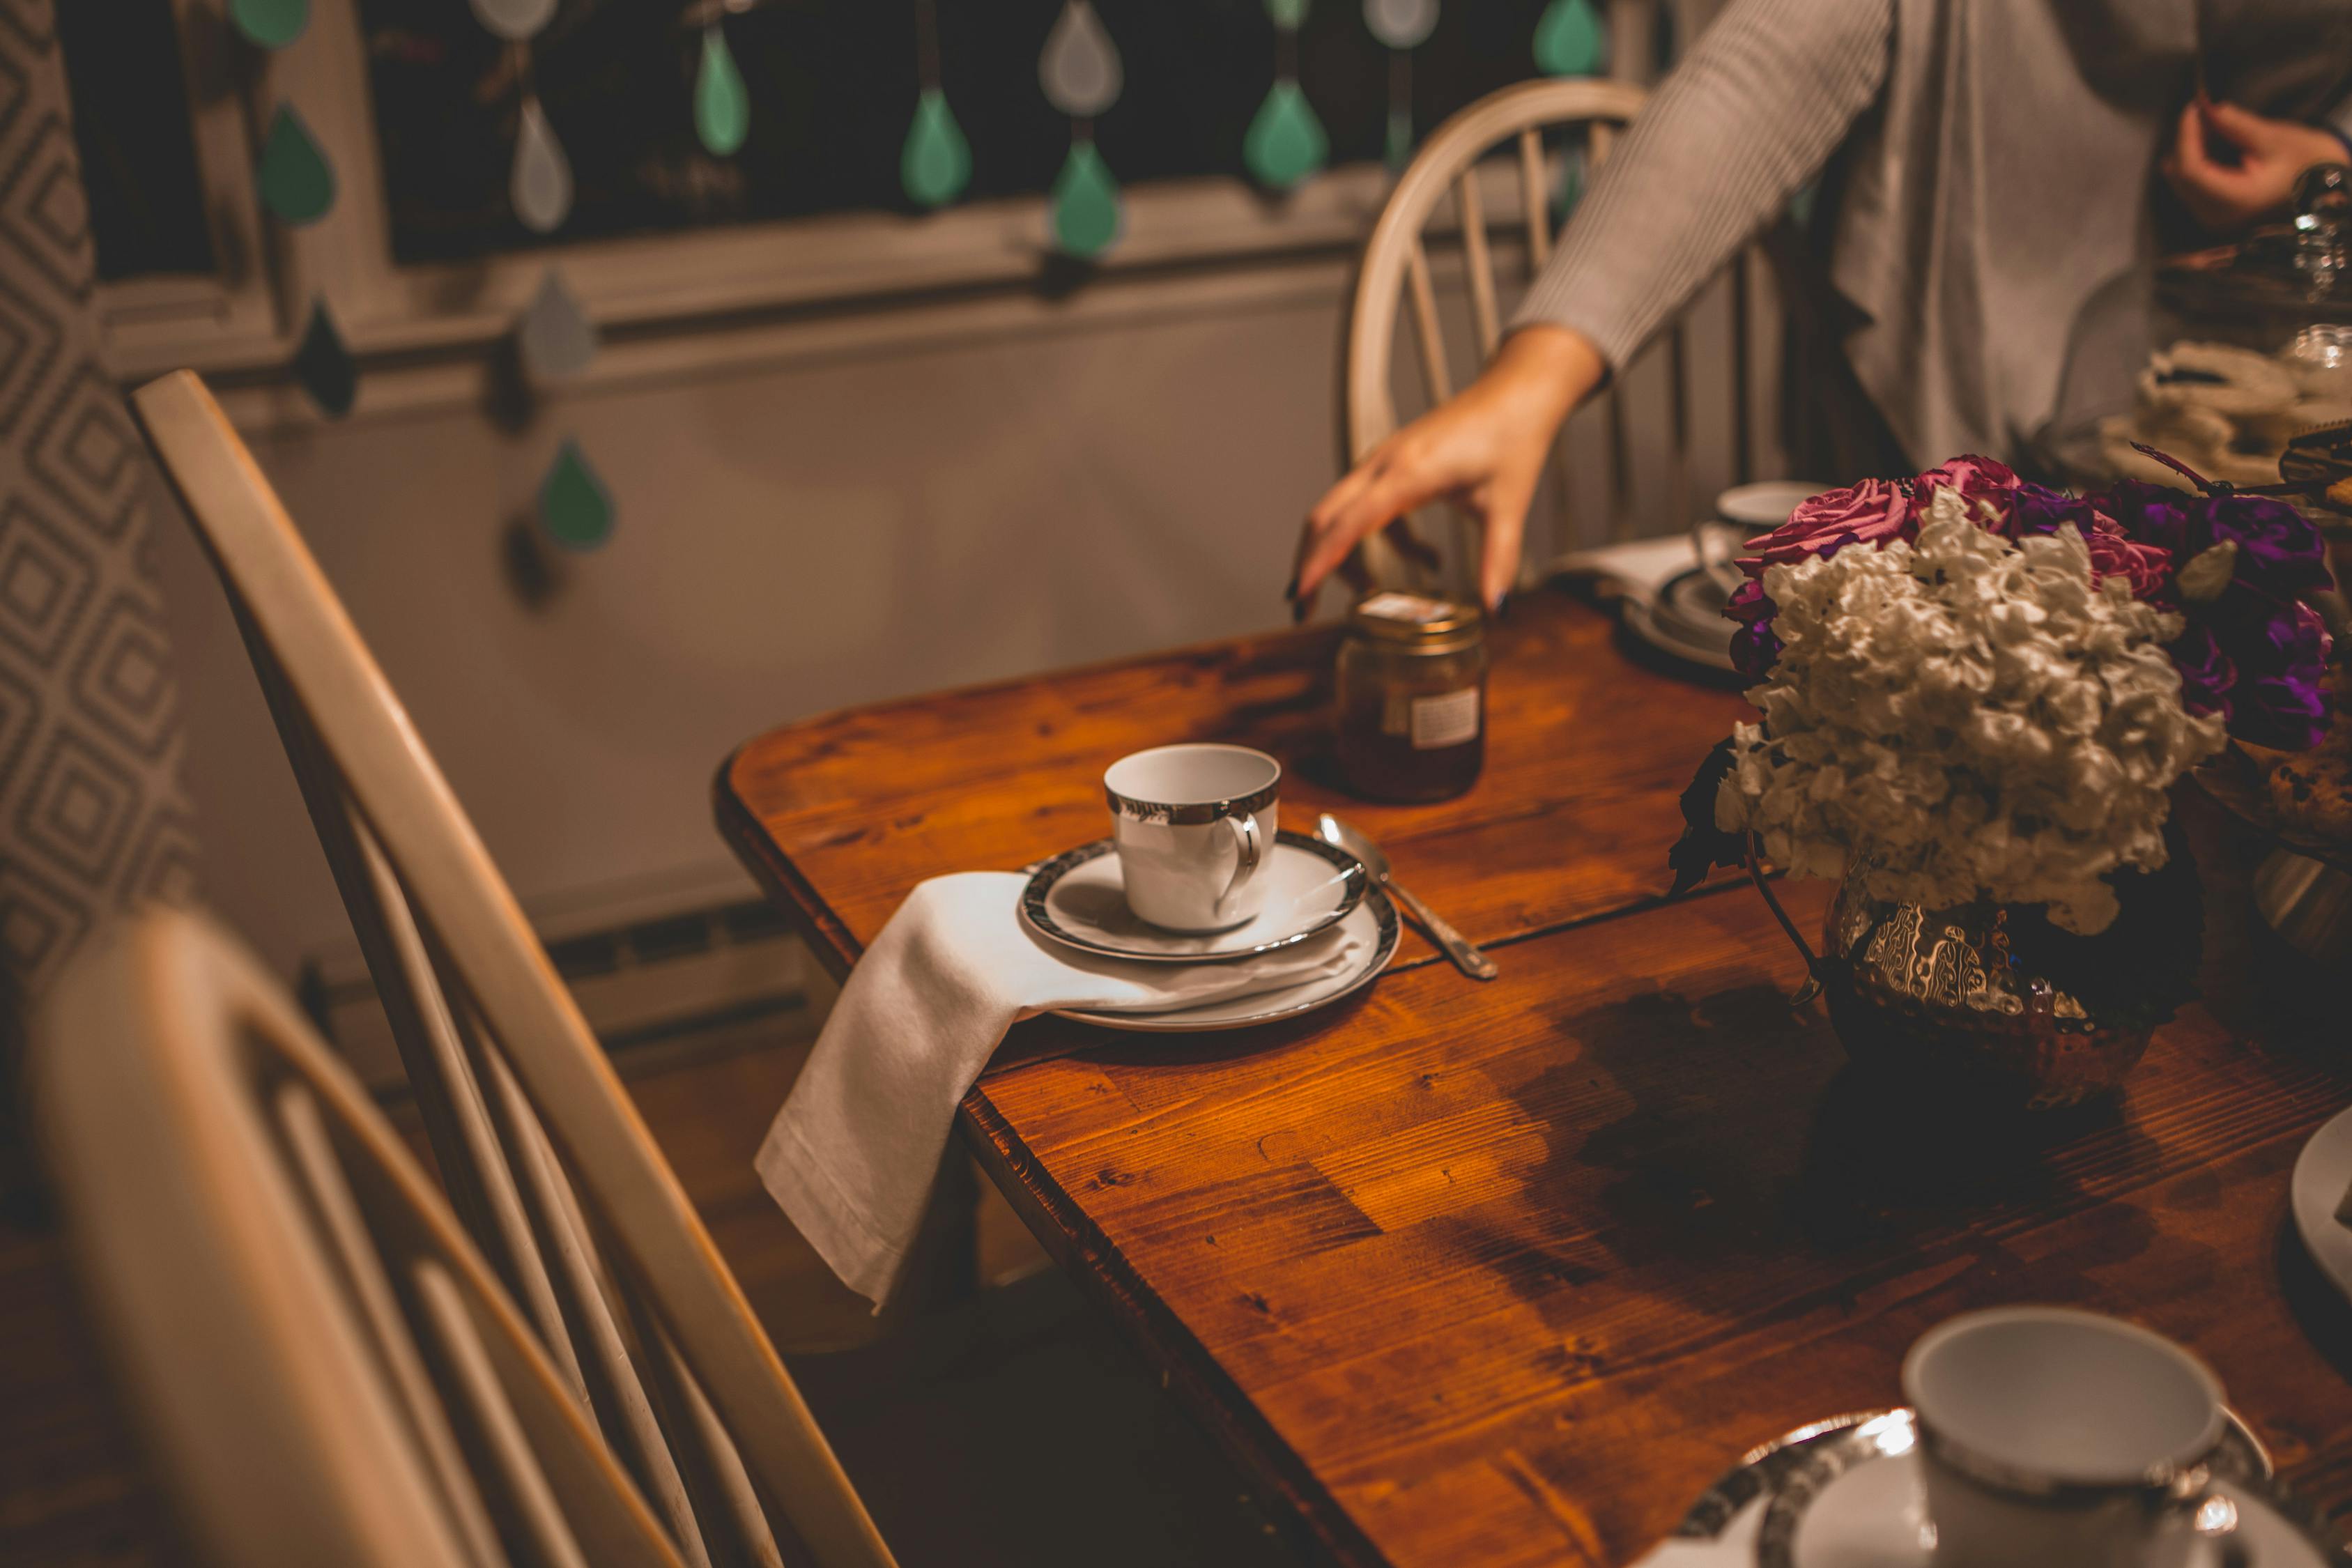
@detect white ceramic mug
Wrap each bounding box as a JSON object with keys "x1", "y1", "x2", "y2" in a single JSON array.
[
  {"x1": 1904, "y1": 1307, "x2": 2241, "y2": 1568},
  {"x1": 1103, "y1": 744, "x2": 1279, "y2": 932}
]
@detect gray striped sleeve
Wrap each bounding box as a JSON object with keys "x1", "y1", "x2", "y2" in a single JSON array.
[{"x1": 1510, "y1": 0, "x2": 1894, "y2": 374}]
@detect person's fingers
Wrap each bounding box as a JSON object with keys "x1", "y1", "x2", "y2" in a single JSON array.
[
  {"x1": 2201, "y1": 98, "x2": 2277, "y2": 151},
  {"x1": 2172, "y1": 99, "x2": 2218, "y2": 179},
  {"x1": 1475, "y1": 477, "x2": 1537, "y2": 613},
  {"x1": 1296, "y1": 452, "x2": 1447, "y2": 601}
]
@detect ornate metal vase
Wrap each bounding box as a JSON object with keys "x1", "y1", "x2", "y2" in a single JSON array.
[{"x1": 1818, "y1": 872, "x2": 2155, "y2": 1110}]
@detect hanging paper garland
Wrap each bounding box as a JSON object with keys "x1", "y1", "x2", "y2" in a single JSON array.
[
  {"x1": 512, "y1": 95, "x2": 574, "y2": 233},
  {"x1": 696, "y1": 22, "x2": 751, "y2": 157},
  {"x1": 1532, "y1": 0, "x2": 1606, "y2": 77},
  {"x1": 1555, "y1": 138, "x2": 1586, "y2": 225},
  {"x1": 470, "y1": 0, "x2": 557, "y2": 40},
  {"x1": 1245, "y1": 0, "x2": 1328, "y2": 191},
  {"x1": 256, "y1": 105, "x2": 336, "y2": 225},
  {"x1": 902, "y1": 0, "x2": 971, "y2": 209},
  {"x1": 539, "y1": 438, "x2": 616, "y2": 551},
  {"x1": 1652, "y1": 0, "x2": 1676, "y2": 72},
  {"x1": 292, "y1": 298, "x2": 355, "y2": 418},
  {"x1": 516, "y1": 268, "x2": 598, "y2": 383},
  {"x1": 1039, "y1": 1, "x2": 1123, "y2": 258},
  {"x1": 1364, "y1": 0, "x2": 1437, "y2": 169},
  {"x1": 231, "y1": 0, "x2": 309, "y2": 49}
]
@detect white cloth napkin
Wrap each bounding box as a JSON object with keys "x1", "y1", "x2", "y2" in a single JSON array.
[{"x1": 757, "y1": 871, "x2": 1363, "y2": 1304}]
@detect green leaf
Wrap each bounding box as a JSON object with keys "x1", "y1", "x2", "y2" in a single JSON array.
[
  {"x1": 901, "y1": 89, "x2": 971, "y2": 210},
  {"x1": 256, "y1": 105, "x2": 335, "y2": 226},
  {"x1": 538, "y1": 439, "x2": 615, "y2": 552},
  {"x1": 1243, "y1": 78, "x2": 1328, "y2": 192},
  {"x1": 1050, "y1": 140, "x2": 1121, "y2": 258},
  {"x1": 1667, "y1": 737, "x2": 1744, "y2": 897},
  {"x1": 695, "y1": 24, "x2": 750, "y2": 157},
  {"x1": 231, "y1": 0, "x2": 308, "y2": 49}
]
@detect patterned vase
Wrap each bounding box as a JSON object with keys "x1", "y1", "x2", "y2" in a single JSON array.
[{"x1": 1818, "y1": 871, "x2": 2155, "y2": 1110}]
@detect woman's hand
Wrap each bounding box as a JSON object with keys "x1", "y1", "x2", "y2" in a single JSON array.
[
  {"x1": 2162, "y1": 97, "x2": 2346, "y2": 233},
  {"x1": 1291, "y1": 324, "x2": 1606, "y2": 616}
]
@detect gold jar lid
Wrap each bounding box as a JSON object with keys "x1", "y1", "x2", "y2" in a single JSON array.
[{"x1": 1348, "y1": 590, "x2": 1484, "y2": 652}]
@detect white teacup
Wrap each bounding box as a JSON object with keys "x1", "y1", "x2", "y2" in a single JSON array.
[
  {"x1": 1904, "y1": 1307, "x2": 2240, "y2": 1568},
  {"x1": 1102, "y1": 744, "x2": 1279, "y2": 932}
]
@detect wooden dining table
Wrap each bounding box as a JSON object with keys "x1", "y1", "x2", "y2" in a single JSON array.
[{"x1": 716, "y1": 589, "x2": 2352, "y2": 1568}]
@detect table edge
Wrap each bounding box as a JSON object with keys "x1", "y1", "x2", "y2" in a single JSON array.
[
  {"x1": 957, "y1": 1086, "x2": 1393, "y2": 1568},
  {"x1": 714, "y1": 746, "x2": 863, "y2": 985}
]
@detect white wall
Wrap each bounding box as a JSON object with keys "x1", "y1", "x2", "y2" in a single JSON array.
[{"x1": 156, "y1": 279, "x2": 1364, "y2": 978}]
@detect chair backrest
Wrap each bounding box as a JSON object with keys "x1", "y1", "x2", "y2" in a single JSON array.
[
  {"x1": 1345, "y1": 75, "x2": 1789, "y2": 577},
  {"x1": 33, "y1": 907, "x2": 689, "y2": 1568},
  {"x1": 128, "y1": 369, "x2": 895, "y2": 1568}
]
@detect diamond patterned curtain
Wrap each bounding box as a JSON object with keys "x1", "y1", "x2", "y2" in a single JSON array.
[{"x1": 0, "y1": 0, "x2": 196, "y2": 1027}]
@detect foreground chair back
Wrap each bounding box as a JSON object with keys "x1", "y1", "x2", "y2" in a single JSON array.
[
  {"x1": 130, "y1": 369, "x2": 893, "y2": 1568},
  {"x1": 1346, "y1": 76, "x2": 1796, "y2": 572},
  {"x1": 34, "y1": 908, "x2": 687, "y2": 1568}
]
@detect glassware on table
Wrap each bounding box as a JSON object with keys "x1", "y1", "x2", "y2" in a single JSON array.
[{"x1": 1334, "y1": 592, "x2": 1486, "y2": 802}]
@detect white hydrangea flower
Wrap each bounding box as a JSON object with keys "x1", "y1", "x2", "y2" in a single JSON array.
[{"x1": 1712, "y1": 496, "x2": 2225, "y2": 935}]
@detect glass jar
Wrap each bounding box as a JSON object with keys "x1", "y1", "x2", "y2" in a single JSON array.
[{"x1": 1335, "y1": 591, "x2": 1487, "y2": 801}]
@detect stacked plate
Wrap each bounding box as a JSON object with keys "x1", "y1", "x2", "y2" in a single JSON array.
[
  {"x1": 1623, "y1": 553, "x2": 1742, "y2": 673},
  {"x1": 1652, "y1": 1408, "x2": 2341, "y2": 1567},
  {"x1": 1018, "y1": 831, "x2": 1399, "y2": 1031}
]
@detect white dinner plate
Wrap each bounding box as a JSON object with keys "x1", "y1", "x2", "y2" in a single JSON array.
[
  {"x1": 1756, "y1": 1410, "x2": 2319, "y2": 1568},
  {"x1": 2291, "y1": 1101, "x2": 2352, "y2": 1306},
  {"x1": 1053, "y1": 887, "x2": 1398, "y2": 1032},
  {"x1": 1021, "y1": 832, "x2": 1366, "y2": 962}
]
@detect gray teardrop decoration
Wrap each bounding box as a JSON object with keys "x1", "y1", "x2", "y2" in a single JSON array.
[
  {"x1": 516, "y1": 268, "x2": 597, "y2": 383},
  {"x1": 512, "y1": 96, "x2": 573, "y2": 233},
  {"x1": 1365, "y1": 0, "x2": 1438, "y2": 49},
  {"x1": 1039, "y1": 1, "x2": 1121, "y2": 118},
  {"x1": 470, "y1": 0, "x2": 556, "y2": 40}
]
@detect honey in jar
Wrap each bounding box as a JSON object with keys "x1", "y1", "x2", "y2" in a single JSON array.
[{"x1": 1335, "y1": 592, "x2": 1488, "y2": 801}]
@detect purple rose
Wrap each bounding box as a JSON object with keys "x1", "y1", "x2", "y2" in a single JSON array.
[
  {"x1": 2195, "y1": 493, "x2": 2333, "y2": 602},
  {"x1": 1912, "y1": 454, "x2": 2024, "y2": 516},
  {"x1": 1740, "y1": 477, "x2": 1915, "y2": 578},
  {"x1": 2166, "y1": 624, "x2": 2236, "y2": 718},
  {"x1": 2094, "y1": 481, "x2": 2194, "y2": 550},
  {"x1": 1723, "y1": 576, "x2": 1781, "y2": 679}
]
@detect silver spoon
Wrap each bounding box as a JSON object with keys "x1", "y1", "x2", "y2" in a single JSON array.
[{"x1": 1315, "y1": 813, "x2": 1498, "y2": 981}]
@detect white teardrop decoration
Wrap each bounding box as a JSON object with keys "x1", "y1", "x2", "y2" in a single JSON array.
[
  {"x1": 512, "y1": 95, "x2": 573, "y2": 233},
  {"x1": 1365, "y1": 0, "x2": 1438, "y2": 48},
  {"x1": 1039, "y1": 1, "x2": 1121, "y2": 118},
  {"x1": 470, "y1": 0, "x2": 556, "y2": 41},
  {"x1": 516, "y1": 267, "x2": 598, "y2": 383}
]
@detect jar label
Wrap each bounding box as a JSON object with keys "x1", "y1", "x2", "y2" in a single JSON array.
[{"x1": 1410, "y1": 686, "x2": 1479, "y2": 748}]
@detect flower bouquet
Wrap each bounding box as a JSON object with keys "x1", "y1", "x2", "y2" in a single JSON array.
[{"x1": 1669, "y1": 454, "x2": 2337, "y2": 1104}]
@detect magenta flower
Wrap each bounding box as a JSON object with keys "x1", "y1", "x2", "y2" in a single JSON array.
[{"x1": 1739, "y1": 477, "x2": 1915, "y2": 578}]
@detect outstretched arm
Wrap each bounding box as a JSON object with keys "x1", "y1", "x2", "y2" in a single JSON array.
[{"x1": 1292, "y1": 0, "x2": 1892, "y2": 615}]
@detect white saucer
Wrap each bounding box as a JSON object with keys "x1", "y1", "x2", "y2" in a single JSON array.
[
  {"x1": 1757, "y1": 1410, "x2": 2326, "y2": 1568},
  {"x1": 2291, "y1": 1101, "x2": 2352, "y2": 1305},
  {"x1": 1054, "y1": 888, "x2": 1397, "y2": 1033},
  {"x1": 1021, "y1": 832, "x2": 1366, "y2": 962}
]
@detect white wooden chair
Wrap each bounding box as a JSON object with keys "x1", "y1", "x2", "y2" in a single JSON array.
[
  {"x1": 128, "y1": 370, "x2": 895, "y2": 1568},
  {"x1": 32, "y1": 907, "x2": 688, "y2": 1568},
  {"x1": 1344, "y1": 75, "x2": 1797, "y2": 584}
]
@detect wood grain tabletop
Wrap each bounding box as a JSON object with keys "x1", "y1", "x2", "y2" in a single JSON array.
[{"x1": 717, "y1": 590, "x2": 2352, "y2": 1567}]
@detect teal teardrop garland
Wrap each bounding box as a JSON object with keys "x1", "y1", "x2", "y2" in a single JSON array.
[
  {"x1": 1532, "y1": 0, "x2": 1606, "y2": 76},
  {"x1": 256, "y1": 105, "x2": 336, "y2": 225},
  {"x1": 1050, "y1": 139, "x2": 1121, "y2": 258},
  {"x1": 291, "y1": 298, "x2": 356, "y2": 418},
  {"x1": 539, "y1": 439, "x2": 616, "y2": 552},
  {"x1": 695, "y1": 24, "x2": 750, "y2": 156},
  {"x1": 902, "y1": 88, "x2": 971, "y2": 209},
  {"x1": 1244, "y1": 79, "x2": 1328, "y2": 191}
]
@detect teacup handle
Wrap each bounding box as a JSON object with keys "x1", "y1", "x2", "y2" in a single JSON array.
[{"x1": 1218, "y1": 810, "x2": 1263, "y2": 916}]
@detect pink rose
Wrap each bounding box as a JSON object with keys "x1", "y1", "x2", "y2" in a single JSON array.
[
  {"x1": 1912, "y1": 454, "x2": 2024, "y2": 516},
  {"x1": 1740, "y1": 477, "x2": 1916, "y2": 578},
  {"x1": 2082, "y1": 523, "x2": 2176, "y2": 609}
]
